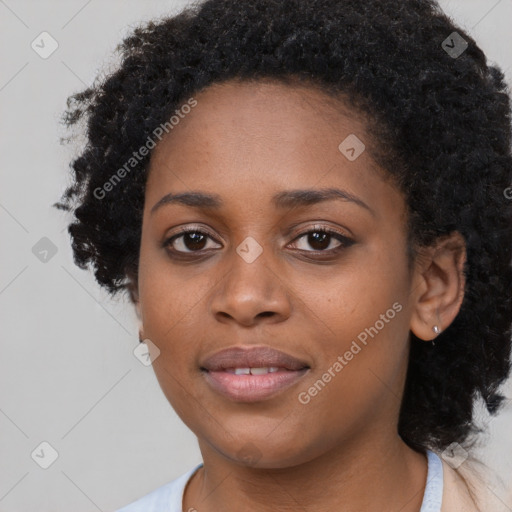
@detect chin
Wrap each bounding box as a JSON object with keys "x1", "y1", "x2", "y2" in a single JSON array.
[{"x1": 207, "y1": 433, "x2": 316, "y2": 470}]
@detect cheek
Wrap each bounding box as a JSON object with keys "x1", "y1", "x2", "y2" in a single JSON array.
[
  {"x1": 137, "y1": 243, "x2": 204, "y2": 364},
  {"x1": 292, "y1": 299, "x2": 410, "y2": 448},
  {"x1": 137, "y1": 252, "x2": 206, "y2": 425},
  {"x1": 294, "y1": 238, "x2": 410, "y2": 350},
  {"x1": 291, "y1": 242, "x2": 412, "y2": 407}
]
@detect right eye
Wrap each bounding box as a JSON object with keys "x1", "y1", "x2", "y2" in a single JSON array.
[{"x1": 163, "y1": 227, "x2": 222, "y2": 254}]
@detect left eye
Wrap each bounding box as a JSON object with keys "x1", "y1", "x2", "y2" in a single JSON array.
[{"x1": 289, "y1": 229, "x2": 354, "y2": 252}]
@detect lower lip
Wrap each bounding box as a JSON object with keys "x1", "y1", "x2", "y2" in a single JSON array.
[{"x1": 202, "y1": 368, "x2": 309, "y2": 402}]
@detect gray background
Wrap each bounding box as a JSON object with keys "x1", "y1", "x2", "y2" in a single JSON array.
[{"x1": 1, "y1": 1, "x2": 511, "y2": 510}]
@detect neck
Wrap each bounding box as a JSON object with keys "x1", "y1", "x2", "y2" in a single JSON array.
[{"x1": 183, "y1": 432, "x2": 428, "y2": 512}]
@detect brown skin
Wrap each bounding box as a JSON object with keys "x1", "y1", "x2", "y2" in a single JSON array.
[{"x1": 128, "y1": 78, "x2": 466, "y2": 512}]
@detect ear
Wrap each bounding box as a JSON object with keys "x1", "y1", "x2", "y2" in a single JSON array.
[
  {"x1": 126, "y1": 269, "x2": 144, "y2": 337},
  {"x1": 409, "y1": 231, "x2": 466, "y2": 341}
]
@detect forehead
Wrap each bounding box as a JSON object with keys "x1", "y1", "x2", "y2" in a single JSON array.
[
  {"x1": 144, "y1": 78, "x2": 399, "y2": 221},
  {"x1": 154, "y1": 78, "x2": 368, "y2": 150}
]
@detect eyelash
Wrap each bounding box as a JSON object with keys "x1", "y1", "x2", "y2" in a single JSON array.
[{"x1": 162, "y1": 224, "x2": 355, "y2": 258}]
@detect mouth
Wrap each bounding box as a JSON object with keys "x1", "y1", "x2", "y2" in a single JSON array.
[{"x1": 200, "y1": 346, "x2": 310, "y2": 402}]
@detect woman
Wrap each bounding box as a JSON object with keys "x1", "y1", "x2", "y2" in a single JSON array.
[{"x1": 54, "y1": 0, "x2": 512, "y2": 510}]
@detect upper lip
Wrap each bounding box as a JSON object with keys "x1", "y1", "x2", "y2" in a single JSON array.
[{"x1": 200, "y1": 346, "x2": 310, "y2": 371}]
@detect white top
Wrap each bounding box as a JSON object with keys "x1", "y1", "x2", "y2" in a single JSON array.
[{"x1": 115, "y1": 450, "x2": 443, "y2": 512}]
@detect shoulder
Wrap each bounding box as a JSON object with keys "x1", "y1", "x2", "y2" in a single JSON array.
[
  {"x1": 441, "y1": 456, "x2": 511, "y2": 512},
  {"x1": 115, "y1": 464, "x2": 203, "y2": 512}
]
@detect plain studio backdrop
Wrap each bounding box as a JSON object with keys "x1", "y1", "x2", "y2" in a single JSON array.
[{"x1": 1, "y1": 1, "x2": 511, "y2": 510}]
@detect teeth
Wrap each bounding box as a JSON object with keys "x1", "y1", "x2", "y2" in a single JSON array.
[
  {"x1": 229, "y1": 367, "x2": 281, "y2": 375},
  {"x1": 250, "y1": 367, "x2": 272, "y2": 375}
]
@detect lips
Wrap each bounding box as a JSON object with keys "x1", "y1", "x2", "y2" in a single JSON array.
[
  {"x1": 200, "y1": 346, "x2": 310, "y2": 402},
  {"x1": 200, "y1": 346, "x2": 310, "y2": 372}
]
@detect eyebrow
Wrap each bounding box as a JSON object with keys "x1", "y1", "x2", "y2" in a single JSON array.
[{"x1": 150, "y1": 187, "x2": 375, "y2": 216}]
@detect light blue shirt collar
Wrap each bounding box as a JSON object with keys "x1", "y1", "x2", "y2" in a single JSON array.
[{"x1": 116, "y1": 449, "x2": 443, "y2": 511}]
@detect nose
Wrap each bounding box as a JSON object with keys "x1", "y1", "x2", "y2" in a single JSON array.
[{"x1": 209, "y1": 246, "x2": 292, "y2": 327}]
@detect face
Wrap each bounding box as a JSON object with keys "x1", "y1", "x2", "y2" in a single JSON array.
[{"x1": 136, "y1": 78, "x2": 417, "y2": 468}]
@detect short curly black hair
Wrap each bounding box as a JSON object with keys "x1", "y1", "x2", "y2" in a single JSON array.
[{"x1": 54, "y1": 0, "x2": 512, "y2": 453}]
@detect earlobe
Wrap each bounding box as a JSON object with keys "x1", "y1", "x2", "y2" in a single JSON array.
[
  {"x1": 409, "y1": 232, "x2": 466, "y2": 342},
  {"x1": 126, "y1": 269, "x2": 143, "y2": 326},
  {"x1": 133, "y1": 297, "x2": 144, "y2": 331},
  {"x1": 129, "y1": 286, "x2": 145, "y2": 342},
  {"x1": 127, "y1": 284, "x2": 147, "y2": 344}
]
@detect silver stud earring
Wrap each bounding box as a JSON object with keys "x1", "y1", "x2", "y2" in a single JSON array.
[{"x1": 431, "y1": 325, "x2": 441, "y2": 346}]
